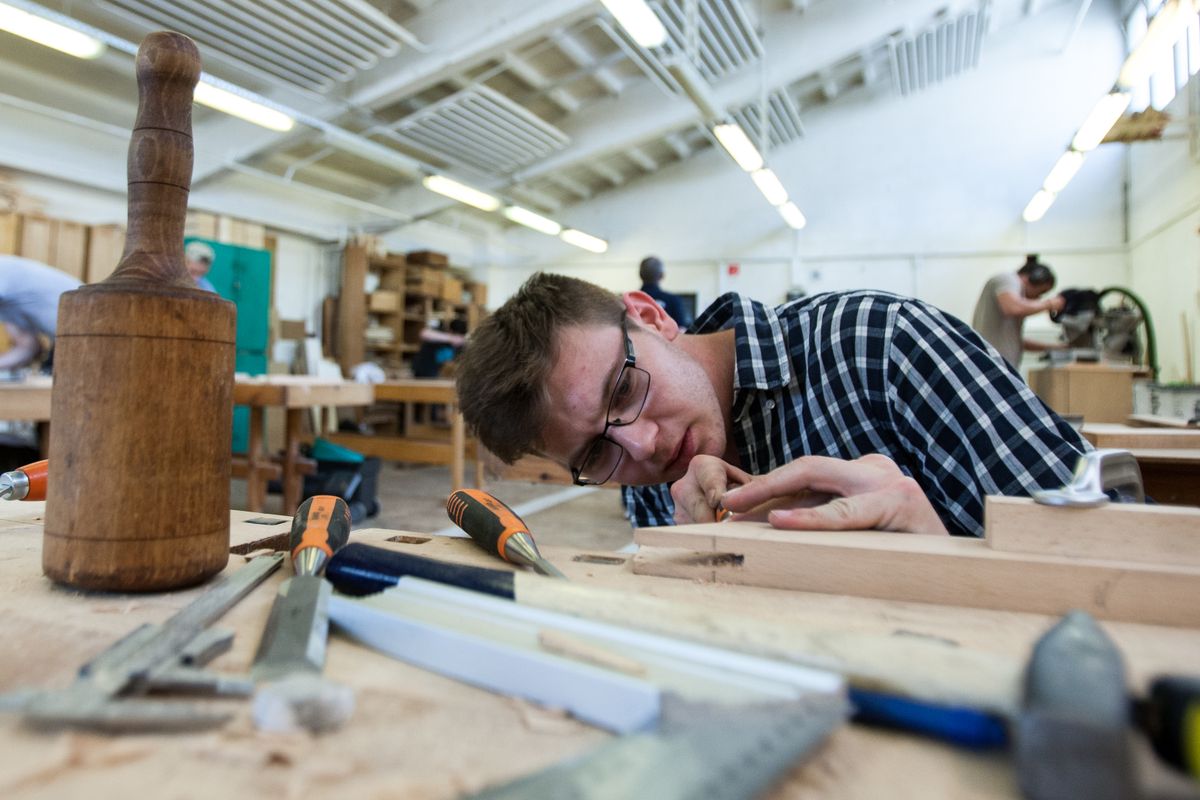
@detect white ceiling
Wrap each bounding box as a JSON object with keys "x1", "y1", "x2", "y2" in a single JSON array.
[{"x1": 0, "y1": 0, "x2": 1093, "y2": 241}]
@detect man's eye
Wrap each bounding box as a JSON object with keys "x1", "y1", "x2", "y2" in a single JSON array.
[{"x1": 613, "y1": 373, "x2": 633, "y2": 404}]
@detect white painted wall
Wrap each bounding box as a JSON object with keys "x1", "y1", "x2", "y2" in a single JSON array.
[{"x1": 1127, "y1": 75, "x2": 1200, "y2": 384}]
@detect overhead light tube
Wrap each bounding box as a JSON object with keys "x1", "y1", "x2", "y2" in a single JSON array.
[
  {"x1": 560, "y1": 228, "x2": 609, "y2": 253},
  {"x1": 1118, "y1": 0, "x2": 1199, "y2": 88},
  {"x1": 1022, "y1": 190, "x2": 1056, "y2": 223},
  {"x1": 421, "y1": 174, "x2": 500, "y2": 212},
  {"x1": 503, "y1": 205, "x2": 562, "y2": 236},
  {"x1": 779, "y1": 202, "x2": 807, "y2": 230},
  {"x1": 0, "y1": 1, "x2": 105, "y2": 58},
  {"x1": 601, "y1": 0, "x2": 667, "y2": 48},
  {"x1": 713, "y1": 123, "x2": 764, "y2": 172},
  {"x1": 750, "y1": 168, "x2": 788, "y2": 207},
  {"x1": 1070, "y1": 91, "x2": 1131, "y2": 152},
  {"x1": 1042, "y1": 151, "x2": 1086, "y2": 194},
  {"x1": 194, "y1": 81, "x2": 295, "y2": 132}
]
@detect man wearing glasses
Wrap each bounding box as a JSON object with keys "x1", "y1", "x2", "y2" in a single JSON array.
[{"x1": 456, "y1": 273, "x2": 1090, "y2": 537}]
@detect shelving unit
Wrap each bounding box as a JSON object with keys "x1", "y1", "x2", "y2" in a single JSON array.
[{"x1": 337, "y1": 243, "x2": 486, "y2": 378}]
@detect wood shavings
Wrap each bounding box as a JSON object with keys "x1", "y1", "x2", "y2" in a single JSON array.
[{"x1": 507, "y1": 697, "x2": 582, "y2": 734}]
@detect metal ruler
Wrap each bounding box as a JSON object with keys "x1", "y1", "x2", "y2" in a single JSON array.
[{"x1": 468, "y1": 694, "x2": 848, "y2": 800}]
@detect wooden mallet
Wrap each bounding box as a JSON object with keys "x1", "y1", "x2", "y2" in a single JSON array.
[{"x1": 44, "y1": 31, "x2": 236, "y2": 591}]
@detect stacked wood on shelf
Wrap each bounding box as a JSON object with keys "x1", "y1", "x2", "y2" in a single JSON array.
[
  {"x1": 0, "y1": 208, "x2": 265, "y2": 282},
  {"x1": 0, "y1": 211, "x2": 120, "y2": 282},
  {"x1": 337, "y1": 243, "x2": 487, "y2": 377}
]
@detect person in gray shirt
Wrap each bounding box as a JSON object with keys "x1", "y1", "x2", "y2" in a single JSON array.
[
  {"x1": 971, "y1": 255, "x2": 1064, "y2": 370},
  {"x1": 0, "y1": 256, "x2": 82, "y2": 371}
]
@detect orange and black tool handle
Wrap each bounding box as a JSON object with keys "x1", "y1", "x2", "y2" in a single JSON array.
[
  {"x1": 289, "y1": 495, "x2": 352, "y2": 559},
  {"x1": 446, "y1": 489, "x2": 529, "y2": 562},
  {"x1": 1, "y1": 460, "x2": 48, "y2": 502}
]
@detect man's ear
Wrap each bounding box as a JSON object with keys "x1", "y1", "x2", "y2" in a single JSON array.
[{"x1": 621, "y1": 290, "x2": 681, "y2": 340}]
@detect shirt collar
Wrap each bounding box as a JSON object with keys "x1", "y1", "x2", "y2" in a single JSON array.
[{"x1": 692, "y1": 292, "x2": 791, "y2": 391}]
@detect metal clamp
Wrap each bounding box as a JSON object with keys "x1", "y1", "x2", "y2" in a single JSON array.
[{"x1": 1032, "y1": 449, "x2": 1144, "y2": 508}]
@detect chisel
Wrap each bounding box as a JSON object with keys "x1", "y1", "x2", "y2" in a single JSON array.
[
  {"x1": 0, "y1": 460, "x2": 47, "y2": 501},
  {"x1": 251, "y1": 495, "x2": 351, "y2": 682},
  {"x1": 445, "y1": 488, "x2": 566, "y2": 578}
]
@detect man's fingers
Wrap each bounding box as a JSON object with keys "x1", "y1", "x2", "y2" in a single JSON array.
[
  {"x1": 721, "y1": 455, "x2": 894, "y2": 511},
  {"x1": 767, "y1": 495, "x2": 887, "y2": 532}
]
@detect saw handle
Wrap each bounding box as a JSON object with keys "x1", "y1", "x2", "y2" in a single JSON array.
[
  {"x1": 290, "y1": 495, "x2": 352, "y2": 561},
  {"x1": 446, "y1": 489, "x2": 530, "y2": 562}
]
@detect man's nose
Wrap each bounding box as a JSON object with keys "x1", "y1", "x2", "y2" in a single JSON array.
[{"x1": 608, "y1": 418, "x2": 656, "y2": 462}]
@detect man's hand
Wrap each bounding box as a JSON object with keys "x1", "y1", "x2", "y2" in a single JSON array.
[
  {"x1": 675, "y1": 454, "x2": 949, "y2": 535},
  {"x1": 671, "y1": 455, "x2": 755, "y2": 524}
]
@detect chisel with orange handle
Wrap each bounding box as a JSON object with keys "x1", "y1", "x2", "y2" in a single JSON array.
[
  {"x1": 0, "y1": 460, "x2": 47, "y2": 501},
  {"x1": 446, "y1": 489, "x2": 567, "y2": 579},
  {"x1": 251, "y1": 495, "x2": 352, "y2": 682}
]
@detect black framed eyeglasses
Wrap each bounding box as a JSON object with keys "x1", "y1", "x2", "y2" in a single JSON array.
[{"x1": 570, "y1": 317, "x2": 651, "y2": 486}]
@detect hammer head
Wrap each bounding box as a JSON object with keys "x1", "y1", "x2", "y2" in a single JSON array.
[{"x1": 1016, "y1": 611, "x2": 1138, "y2": 800}]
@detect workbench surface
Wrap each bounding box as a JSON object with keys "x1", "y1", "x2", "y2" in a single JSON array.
[{"x1": 2, "y1": 504, "x2": 1198, "y2": 799}]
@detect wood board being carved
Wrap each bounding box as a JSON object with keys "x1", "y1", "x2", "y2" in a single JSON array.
[
  {"x1": 984, "y1": 496, "x2": 1200, "y2": 567},
  {"x1": 633, "y1": 521, "x2": 1200, "y2": 628}
]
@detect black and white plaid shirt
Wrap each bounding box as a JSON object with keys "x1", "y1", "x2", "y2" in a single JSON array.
[{"x1": 622, "y1": 290, "x2": 1090, "y2": 536}]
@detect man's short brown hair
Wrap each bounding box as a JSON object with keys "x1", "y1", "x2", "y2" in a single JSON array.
[{"x1": 457, "y1": 272, "x2": 624, "y2": 464}]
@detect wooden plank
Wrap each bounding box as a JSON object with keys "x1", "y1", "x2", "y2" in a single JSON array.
[
  {"x1": 984, "y1": 496, "x2": 1200, "y2": 566},
  {"x1": 1127, "y1": 414, "x2": 1199, "y2": 429},
  {"x1": 323, "y1": 431, "x2": 476, "y2": 464},
  {"x1": 50, "y1": 219, "x2": 87, "y2": 279},
  {"x1": 17, "y1": 214, "x2": 53, "y2": 263},
  {"x1": 632, "y1": 522, "x2": 1200, "y2": 628},
  {"x1": 85, "y1": 224, "x2": 125, "y2": 283},
  {"x1": 0, "y1": 212, "x2": 19, "y2": 254},
  {"x1": 1081, "y1": 423, "x2": 1200, "y2": 449},
  {"x1": 337, "y1": 243, "x2": 368, "y2": 374}
]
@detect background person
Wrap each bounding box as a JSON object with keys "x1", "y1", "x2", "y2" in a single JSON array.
[
  {"x1": 0, "y1": 255, "x2": 81, "y2": 372},
  {"x1": 184, "y1": 240, "x2": 216, "y2": 292},
  {"x1": 971, "y1": 254, "x2": 1065, "y2": 370},
  {"x1": 638, "y1": 255, "x2": 692, "y2": 330}
]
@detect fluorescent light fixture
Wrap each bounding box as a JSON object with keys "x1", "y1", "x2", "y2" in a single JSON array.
[
  {"x1": 601, "y1": 0, "x2": 667, "y2": 48},
  {"x1": 560, "y1": 228, "x2": 608, "y2": 253},
  {"x1": 750, "y1": 168, "x2": 788, "y2": 206},
  {"x1": 503, "y1": 205, "x2": 562, "y2": 236},
  {"x1": 1118, "y1": 0, "x2": 1199, "y2": 87},
  {"x1": 1042, "y1": 150, "x2": 1086, "y2": 194},
  {"x1": 421, "y1": 174, "x2": 500, "y2": 212},
  {"x1": 666, "y1": 57, "x2": 722, "y2": 120},
  {"x1": 713, "y1": 123, "x2": 764, "y2": 172},
  {"x1": 779, "y1": 202, "x2": 807, "y2": 230},
  {"x1": 1022, "y1": 189, "x2": 1056, "y2": 223},
  {"x1": 1070, "y1": 91, "x2": 1130, "y2": 152},
  {"x1": 0, "y1": 1, "x2": 105, "y2": 58},
  {"x1": 194, "y1": 81, "x2": 294, "y2": 132}
]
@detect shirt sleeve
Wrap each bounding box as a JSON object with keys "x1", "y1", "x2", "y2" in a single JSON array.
[
  {"x1": 882, "y1": 300, "x2": 1090, "y2": 536},
  {"x1": 622, "y1": 483, "x2": 676, "y2": 528}
]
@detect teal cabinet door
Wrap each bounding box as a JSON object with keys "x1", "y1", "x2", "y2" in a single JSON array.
[{"x1": 186, "y1": 237, "x2": 272, "y2": 454}]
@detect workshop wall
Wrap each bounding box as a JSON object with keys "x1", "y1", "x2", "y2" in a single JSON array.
[{"x1": 1127, "y1": 77, "x2": 1200, "y2": 385}]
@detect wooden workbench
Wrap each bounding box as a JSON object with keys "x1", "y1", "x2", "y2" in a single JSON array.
[
  {"x1": 3, "y1": 504, "x2": 1199, "y2": 799},
  {"x1": 324, "y1": 379, "x2": 485, "y2": 493},
  {"x1": 0, "y1": 376, "x2": 374, "y2": 516},
  {"x1": 1081, "y1": 423, "x2": 1200, "y2": 506}
]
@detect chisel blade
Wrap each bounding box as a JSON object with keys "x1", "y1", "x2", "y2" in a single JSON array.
[{"x1": 251, "y1": 576, "x2": 332, "y2": 682}]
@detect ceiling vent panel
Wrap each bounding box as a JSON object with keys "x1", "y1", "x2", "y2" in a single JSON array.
[
  {"x1": 385, "y1": 85, "x2": 570, "y2": 177},
  {"x1": 889, "y1": 1, "x2": 992, "y2": 97},
  {"x1": 731, "y1": 89, "x2": 805, "y2": 151},
  {"x1": 99, "y1": 0, "x2": 414, "y2": 92},
  {"x1": 652, "y1": 0, "x2": 763, "y2": 82}
]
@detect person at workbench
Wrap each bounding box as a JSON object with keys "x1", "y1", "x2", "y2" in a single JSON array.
[
  {"x1": 184, "y1": 240, "x2": 217, "y2": 293},
  {"x1": 970, "y1": 255, "x2": 1065, "y2": 370},
  {"x1": 637, "y1": 255, "x2": 692, "y2": 330},
  {"x1": 0, "y1": 255, "x2": 81, "y2": 373},
  {"x1": 455, "y1": 273, "x2": 1091, "y2": 537}
]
